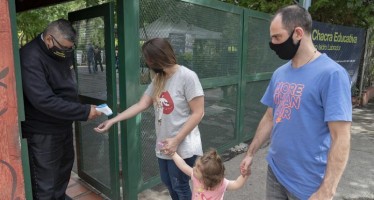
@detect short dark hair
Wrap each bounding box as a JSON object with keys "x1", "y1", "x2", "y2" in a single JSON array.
[
  {"x1": 43, "y1": 19, "x2": 76, "y2": 42},
  {"x1": 272, "y1": 5, "x2": 313, "y2": 35}
]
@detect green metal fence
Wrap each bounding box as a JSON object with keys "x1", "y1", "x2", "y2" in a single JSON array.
[
  {"x1": 118, "y1": 0, "x2": 286, "y2": 198},
  {"x1": 138, "y1": 0, "x2": 244, "y2": 186},
  {"x1": 118, "y1": 0, "x2": 282, "y2": 199}
]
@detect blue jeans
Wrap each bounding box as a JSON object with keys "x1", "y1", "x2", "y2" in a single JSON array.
[
  {"x1": 158, "y1": 155, "x2": 197, "y2": 200},
  {"x1": 266, "y1": 165, "x2": 300, "y2": 200}
]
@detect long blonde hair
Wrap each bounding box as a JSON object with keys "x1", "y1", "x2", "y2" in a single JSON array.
[{"x1": 141, "y1": 38, "x2": 177, "y2": 104}]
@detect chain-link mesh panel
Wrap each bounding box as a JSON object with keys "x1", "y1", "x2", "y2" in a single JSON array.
[
  {"x1": 140, "y1": 107, "x2": 159, "y2": 181},
  {"x1": 243, "y1": 80, "x2": 269, "y2": 139},
  {"x1": 140, "y1": 0, "x2": 241, "y2": 79},
  {"x1": 73, "y1": 17, "x2": 107, "y2": 99},
  {"x1": 79, "y1": 117, "x2": 111, "y2": 187},
  {"x1": 200, "y1": 86, "x2": 237, "y2": 148},
  {"x1": 247, "y1": 16, "x2": 286, "y2": 74},
  {"x1": 244, "y1": 15, "x2": 284, "y2": 141},
  {"x1": 72, "y1": 17, "x2": 111, "y2": 188}
]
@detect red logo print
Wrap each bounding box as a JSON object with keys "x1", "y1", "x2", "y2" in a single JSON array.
[{"x1": 160, "y1": 91, "x2": 174, "y2": 114}]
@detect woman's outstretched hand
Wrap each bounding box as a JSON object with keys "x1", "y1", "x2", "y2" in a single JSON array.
[{"x1": 94, "y1": 120, "x2": 114, "y2": 133}]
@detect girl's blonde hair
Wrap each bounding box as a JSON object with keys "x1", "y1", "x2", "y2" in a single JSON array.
[
  {"x1": 141, "y1": 38, "x2": 177, "y2": 104},
  {"x1": 197, "y1": 148, "x2": 225, "y2": 190}
]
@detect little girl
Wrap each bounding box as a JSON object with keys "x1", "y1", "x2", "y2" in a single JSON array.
[{"x1": 171, "y1": 148, "x2": 249, "y2": 200}]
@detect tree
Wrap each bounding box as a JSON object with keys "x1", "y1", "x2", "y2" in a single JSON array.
[
  {"x1": 220, "y1": 0, "x2": 374, "y2": 29},
  {"x1": 220, "y1": 0, "x2": 294, "y2": 15},
  {"x1": 16, "y1": 6, "x2": 69, "y2": 46},
  {"x1": 16, "y1": 0, "x2": 106, "y2": 47},
  {"x1": 309, "y1": 0, "x2": 374, "y2": 29}
]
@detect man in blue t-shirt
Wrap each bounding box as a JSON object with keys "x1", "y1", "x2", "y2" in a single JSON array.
[{"x1": 240, "y1": 5, "x2": 352, "y2": 200}]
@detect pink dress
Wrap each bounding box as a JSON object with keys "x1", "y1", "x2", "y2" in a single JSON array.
[{"x1": 191, "y1": 171, "x2": 230, "y2": 200}]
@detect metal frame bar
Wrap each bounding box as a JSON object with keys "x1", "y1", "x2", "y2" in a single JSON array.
[
  {"x1": 237, "y1": 8, "x2": 249, "y2": 144},
  {"x1": 117, "y1": 0, "x2": 142, "y2": 199}
]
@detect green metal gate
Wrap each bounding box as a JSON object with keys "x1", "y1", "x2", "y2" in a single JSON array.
[{"x1": 68, "y1": 3, "x2": 120, "y2": 199}]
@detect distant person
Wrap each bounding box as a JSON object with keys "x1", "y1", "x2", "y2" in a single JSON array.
[
  {"x1": 115, "y1": 48, "x2": 119, "y2": 70},
  {"x1": 240, "y1": 5, "x2": 352, "y2": 200},
  {"x1": 87, "y1": 43, "x2": 96, "y2": 73},
  {"x1": 170, "y1": 148, "x2": 248, "y2": 199},
  {"x1": 20, "y1": 19, "x2": 102, "y2": 200},
  {"x1": 94, "y1": 45, "x2": 104, "y2": 72},
  {"x1": 95, "y1": 38, "x2": 205, "y2": 199}
]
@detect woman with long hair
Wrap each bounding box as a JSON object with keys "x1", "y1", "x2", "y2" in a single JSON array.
[{"x1": 95, "y1": 38, "x2": 205, "y2": 199}]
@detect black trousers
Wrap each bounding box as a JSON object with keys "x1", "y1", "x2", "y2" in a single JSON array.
[
  {"x1": 24, "y1": 129, "x2": 74, "y2": 200},
  {"x1": 95, "y1": 59, "x2": 104, "y2": 72}
]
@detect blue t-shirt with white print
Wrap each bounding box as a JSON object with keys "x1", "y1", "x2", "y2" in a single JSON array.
[{"x1": 261, "y1": 53, "x2": 352, "y2": 200}]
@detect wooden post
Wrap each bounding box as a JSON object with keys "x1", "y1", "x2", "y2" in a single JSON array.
[{"x1": 0, "y1": 0, "x2": 26, "y2": 199}]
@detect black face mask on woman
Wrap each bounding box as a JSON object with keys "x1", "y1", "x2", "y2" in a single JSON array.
[
  {"x1": 147, "y1": 64, "x2": 164, "y2": 74},
  {"x1": 269, "y1": 30, "x2": 301, "y2": 60}
]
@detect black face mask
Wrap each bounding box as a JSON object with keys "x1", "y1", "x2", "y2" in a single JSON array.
[
  {"x1": 49, "y1": 46, "x2": 74, "y2": 60},
  {"x1": 269, "y1": 30, "x2": 301, "y2": 60},
  {"x1": 147, "y1": 64, "x2": 164, "y2": 74},
  {"x1": 48, "y1": 34, "x2": 75, "y2": 60}
]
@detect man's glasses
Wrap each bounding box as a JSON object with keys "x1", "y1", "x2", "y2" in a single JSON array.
[{"x1": 50, "y1": 35, "x2": 76, "y2": 52}]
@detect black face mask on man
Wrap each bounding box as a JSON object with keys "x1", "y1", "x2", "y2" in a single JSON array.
[
  {"x1": 269, "y1": 30, "x2": 301, "y2": 60},
  {"x1": 49, "y1": 35, "x2": 74, "y2": 60},
  {"x1": 49, "y1": 46, "x2": 74, "y2": 59}
]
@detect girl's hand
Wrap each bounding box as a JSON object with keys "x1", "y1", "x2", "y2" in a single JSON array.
[
  {"x1": 94, "y1": 120, "x2": 114, "y2": 133},
  {"x1": 240, "y1": 155, "x2": 253, "y2": 176}
]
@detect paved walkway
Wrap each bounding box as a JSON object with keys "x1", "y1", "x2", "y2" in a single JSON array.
[
  {"x1": 224, "y1": 100, "x2": 374, "y2": 200},
  {"x1": 139, "y1": 100, "x2": 374, "y2": 200},
  {"x1": 68, "y1": 100, "x2": 374, "y2": 199}
]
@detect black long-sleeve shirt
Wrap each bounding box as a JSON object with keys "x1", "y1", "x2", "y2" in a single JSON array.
[{"x1": 20, "y1": 34, "x2": 90, "y2": 134}]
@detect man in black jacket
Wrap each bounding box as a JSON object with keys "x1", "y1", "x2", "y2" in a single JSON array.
[{"x1": 20, "y1": 19, "x2": 102, "y2": 200}]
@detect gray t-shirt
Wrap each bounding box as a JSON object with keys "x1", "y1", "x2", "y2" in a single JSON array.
[{"x1": 145, "y1": 65, "x2": 204, "y2": 159}]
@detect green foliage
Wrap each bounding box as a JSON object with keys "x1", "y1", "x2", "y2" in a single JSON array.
[
  {"x1": 366, "y1": 27, "x2": 374, "y2": 87},
  {"x1": 17, "y1": 8, "x2": 64, "y2": 45},
  {"x1": 16, "y1": 0, "x2": 110, "y2": 47},
  {"x1": 220, "y1": 0, "x2": 374, "y2": 29},
  {"x1": 220, "y1": 0, "x2": 294, "y2": 14},
  {"x1": 309, "y1": 0, "x2": 374, "y2": 29}
]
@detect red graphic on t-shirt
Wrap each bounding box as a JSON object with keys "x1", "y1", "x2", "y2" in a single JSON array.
[
  {"x1": 160, "y1": 91, "x2": 174, "y2": 114},
  {"x1": 273, "y1": 82, "x2": 304, "y2": 123}
]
